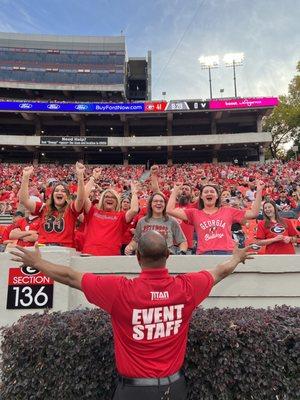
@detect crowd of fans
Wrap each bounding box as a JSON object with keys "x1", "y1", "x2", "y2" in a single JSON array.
[{"x1": 0, "y1": 160, "x2": 299, "y2": 255}]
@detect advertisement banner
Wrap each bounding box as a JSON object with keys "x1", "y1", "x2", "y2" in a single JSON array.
[
  {"x1": 0, "y1": 101, "x2": 145, "y2": 113},
  {"x1": 40, "y1": 136, "x2": 108, "y2": 146},
  {"x1": 209, "y1": 97, "x2": 279, "y2": 110},
  {"x1": 7, "y1": 266, "x2": 54, "y2": 309}
]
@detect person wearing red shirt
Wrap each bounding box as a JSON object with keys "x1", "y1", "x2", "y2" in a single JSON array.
[
  {"x1": 9, "y1": 215, "x2": 41, "y2": 247},
  {"x1": 11, "y1": 231, "x2": 254, "y2": 400},
  {"x1": 18, "y1": 163, "x2": 85, "y2": 248},
  {"x1": 255, "y1": 201, "x2": 298, "y2": 254},
  {"x1": 167, "y1": 182, "x2": 264, "y2": 255},
  {"x1": 82, "y1": 168, "x2": 139, "y2": 256}
]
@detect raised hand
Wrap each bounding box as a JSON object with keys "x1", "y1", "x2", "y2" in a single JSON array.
[
  {"x1": 130, "y1": 181, "x2": 139, "y2": 195},
  {"x1": 172, "y1": 183, "x2": 182, "y2": 195},
  {"x1": 150, "y1": 165, "x2": 159, "y2": 176},
  {"x1": 256, "y1": 180, "x2": 265, "y2": 192},
  {"x1": 22, "y1": 166, "x2": 34, "y2": 178},
  {"x1": 10, "y1": 244, "x2": 42, "y2": 268},
  {"x1": 75, "y1": 162, "x2": 85, "y2": 177},
  {"x1": 232, "y1": 244, "x2": 255, "y2": 265}
]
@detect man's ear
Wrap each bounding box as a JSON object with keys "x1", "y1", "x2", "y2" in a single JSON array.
[
  {"x1": 136, "y1": 249, "x2": 142, "y2": 266},
  {"x1": 165, "y1": 249, "x2": 170, "y2": 260}
]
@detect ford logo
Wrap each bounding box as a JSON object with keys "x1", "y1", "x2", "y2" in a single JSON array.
[
  {"x1": 47, "y1": 104, "x2": 60, "y2": 110},
  {"x1": 19, "y1": 103, "x2": 33, "y2": 109},
  {"x1": 75, "y1": 104, "x2": 89, "y2": 111}
]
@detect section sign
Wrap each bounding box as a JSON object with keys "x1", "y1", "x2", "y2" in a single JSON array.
[{"x1": 7, "y1": 266, "x2": 54, "y2": 309}]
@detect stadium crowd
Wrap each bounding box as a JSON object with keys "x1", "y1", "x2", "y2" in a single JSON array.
[{"x1": 0, "y1": 160, "x2": 299, "y2": 255}]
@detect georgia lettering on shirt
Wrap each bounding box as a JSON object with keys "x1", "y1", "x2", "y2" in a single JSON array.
[
  {"x1": 199, "y1": 219, "x2": 226, "y2": 241},
  {"x1": 132, "y1": 304, "x2": 184, "y2": 341}
]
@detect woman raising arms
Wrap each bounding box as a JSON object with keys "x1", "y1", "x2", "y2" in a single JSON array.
[
  {"x1": 167, "y1": 182, "x2": 264, "y2": 255},
  {"x1": 19, "y1": 162, "x2": 85, "y2": 248},
  {"x1": 82, "y1": 168, "x2": 139, "y2": 256},
  {"x1": 125, "y1": 192, "x2": 187, "y2": 255},
  {"x1": 255, "y1": 200, "x2": 298, "y2": 254}
]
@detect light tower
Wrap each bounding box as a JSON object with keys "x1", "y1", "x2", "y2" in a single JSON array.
[
  {"x1": 223, "y1": 52, "x2": 244, "y2": 97},
  {"x1": 198, "y1": 55, "x2": 220, "y2": 99}
]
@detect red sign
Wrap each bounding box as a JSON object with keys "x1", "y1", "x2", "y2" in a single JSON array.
[
  {"x1": 144, "y1": 101, "x2": 167, "y2": 112},
  {"x1": 8, "y1": 267, "x2": 53, "y2": 285}
]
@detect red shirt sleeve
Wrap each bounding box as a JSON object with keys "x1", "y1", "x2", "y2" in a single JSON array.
[
  {"x1": 229, "y1": 207, "x2": 246, "y2": 223},
  {"x1": 286, "y1": 219, "x2": 298, "y2": 237},
  {"x1": 255, "y1": 221, "x2": 266, "y2": 240},
  {"x1": 69, "y1": 201, "x2": 83, "y2": 217},
  {"x1": 184, "y1": 270, "x2": 214, "y2": 307},
  {"x1": 81, "y1": 273, "x2": 124, "y2": 313},
  {"x1": 33, "y1": 201, "x2": 45, "y2": 216},
  {"x1": 184, "y1": 208, "x2": 196, "y2": 225}
]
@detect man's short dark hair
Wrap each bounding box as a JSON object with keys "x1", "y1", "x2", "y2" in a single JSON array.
[{"x1": 137, "y1": 231, "x2": 168, "y2": 267}]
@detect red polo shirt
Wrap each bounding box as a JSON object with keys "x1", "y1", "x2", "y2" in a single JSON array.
[{"x1": 81, "y1": 267, "x2": 214, "y2": 378}]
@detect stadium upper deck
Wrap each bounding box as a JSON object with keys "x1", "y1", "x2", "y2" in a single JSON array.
[{"x1": 0, "y1": 32, "x2": 151, "y2": 101}]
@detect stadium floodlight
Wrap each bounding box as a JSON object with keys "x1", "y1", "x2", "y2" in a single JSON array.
[
  {"x1": 198, "y1": 55, "x2": 220, "y2": 99},
  {"x1": 223, "y1": 52, "x2": 245, "y2": 97}
]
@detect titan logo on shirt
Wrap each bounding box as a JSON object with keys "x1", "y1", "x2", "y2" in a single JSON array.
[{"x1": 132, "y1": 304, "x2": 184, "y2": 340}]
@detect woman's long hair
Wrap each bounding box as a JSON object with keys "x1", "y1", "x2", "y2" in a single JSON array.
[
  {"x1": 98, "y1": 189, "x2": 121, "y2": 211},
  {"x1": 45, "y1": 182, "x2": 70, "y2": 219},
  {"x1": 145, "y1": 192, "x2": 168, "y2": 222},
  {"x1": 198, "y1": 184, "x2": 221, "y2": 210},
  {"x1": 263, "y1": 200, "x2": 286, "y2": 229}
]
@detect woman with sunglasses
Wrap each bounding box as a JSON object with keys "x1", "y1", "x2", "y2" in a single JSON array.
[
  {"x1": 125, "y1": 192, "x2": 187, "y2": 255},
  {"x1": 167, "y1": 182, "x2": 264, "y2": 255},
  {"x1": 82, "y1": 168, "x2": 139, "y2": 256},
  {"x1": 19, "y1": 162, "x2": 85, "y2": 248},
  {"x1": 255, "y1": 200, "x2": 298, "y2": 254}
]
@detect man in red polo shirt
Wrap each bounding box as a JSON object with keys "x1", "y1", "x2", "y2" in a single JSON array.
[{"x1": 11, "y1": 232, "x2": 254, "y2": 400}]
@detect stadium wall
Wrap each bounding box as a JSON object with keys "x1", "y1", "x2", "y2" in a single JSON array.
[{"x1": 1, "y1": 248, "x2": 299, "y2": 328}]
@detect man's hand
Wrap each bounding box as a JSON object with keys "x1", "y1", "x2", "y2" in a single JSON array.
[
  {"x1": 210, "y1": 245, "x2": 255, "y2": 285},
  {"x1": 75, "y1": 162, "x2": 85, "y2": 178},
  {"x1": 22, "y1": 166, "x2": 34, "y2": 178},
  {"x1": 10, "y1": 244, "x2": 42, "y2": 268},
  {"x1": 231, "y1": 245, "x2": 256, "y2": 265}
]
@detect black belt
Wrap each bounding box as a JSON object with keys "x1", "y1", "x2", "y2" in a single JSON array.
[{"x1": 119, "y1": 370, "x2": 184, "y2": 387}]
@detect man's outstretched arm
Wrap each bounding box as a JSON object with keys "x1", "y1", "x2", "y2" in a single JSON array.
[
  {"x1": 10, "y1": 245, "x2": 83, "y2": 290},
  {"x1": 210, "y1": 245, "x2": 255, "y2": 285}
]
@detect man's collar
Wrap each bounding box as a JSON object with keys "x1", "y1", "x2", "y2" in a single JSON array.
[{"x1": 140, "y1": 267, "x2": 169, "y2": 279}]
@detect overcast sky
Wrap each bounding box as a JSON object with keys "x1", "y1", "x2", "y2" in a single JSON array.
[{"x1": 0, "y1": 0, "x2": 299, "y2": 100}]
